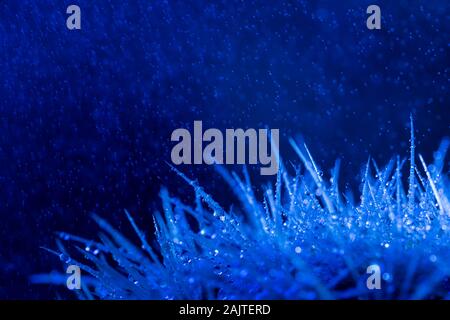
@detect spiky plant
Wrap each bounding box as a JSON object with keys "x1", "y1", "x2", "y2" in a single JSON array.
[{"x1": 32, "y1": 123, "x2": 450, "y2": 299}]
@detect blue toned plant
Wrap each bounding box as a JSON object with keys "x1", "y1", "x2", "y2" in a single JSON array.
[{"x1": 32, "y1": 122, "x2": 450, "y2": 299}]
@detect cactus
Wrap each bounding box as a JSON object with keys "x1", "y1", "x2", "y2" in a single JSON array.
[{"x1": 32, "y1": 127, "x2": 450, "y2": 299}]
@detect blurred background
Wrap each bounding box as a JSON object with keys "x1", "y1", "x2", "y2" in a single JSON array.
[{"x1": 0, "y1": 0, "x2": 448, "y2": 298}]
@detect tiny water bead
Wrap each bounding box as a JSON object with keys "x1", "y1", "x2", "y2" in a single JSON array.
[
  {"x1": 382, "y1": 273, "x2": 392, "y2": 282},
  {"x1": 240, "y1": 269, "x2": 249, "y2": 277},
  {"x1": 59, "y1": 254, "x2": 71, "y2": 264}
]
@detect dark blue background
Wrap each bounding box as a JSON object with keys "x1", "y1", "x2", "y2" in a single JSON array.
[{"x1": 0, "y1": 0, "x2": 448, "y2": 299}]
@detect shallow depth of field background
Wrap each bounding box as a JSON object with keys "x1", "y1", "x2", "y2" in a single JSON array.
[{"x1": 0, "y1": 0, "x2": 448, "y2": 298}]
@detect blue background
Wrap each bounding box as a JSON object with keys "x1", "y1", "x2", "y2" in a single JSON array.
[{"x1": 0, "y1": 0, "x2": 448, "y2": 298}]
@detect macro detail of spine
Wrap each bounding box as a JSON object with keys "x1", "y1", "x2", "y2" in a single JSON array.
[{"x1": 33, "y1": 131, "x2": 450, "y2": 299}]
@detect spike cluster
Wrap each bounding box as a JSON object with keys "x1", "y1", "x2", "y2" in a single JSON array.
[{"x1": 33, "y1": 136, "x2": 450, "y2": 299}]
